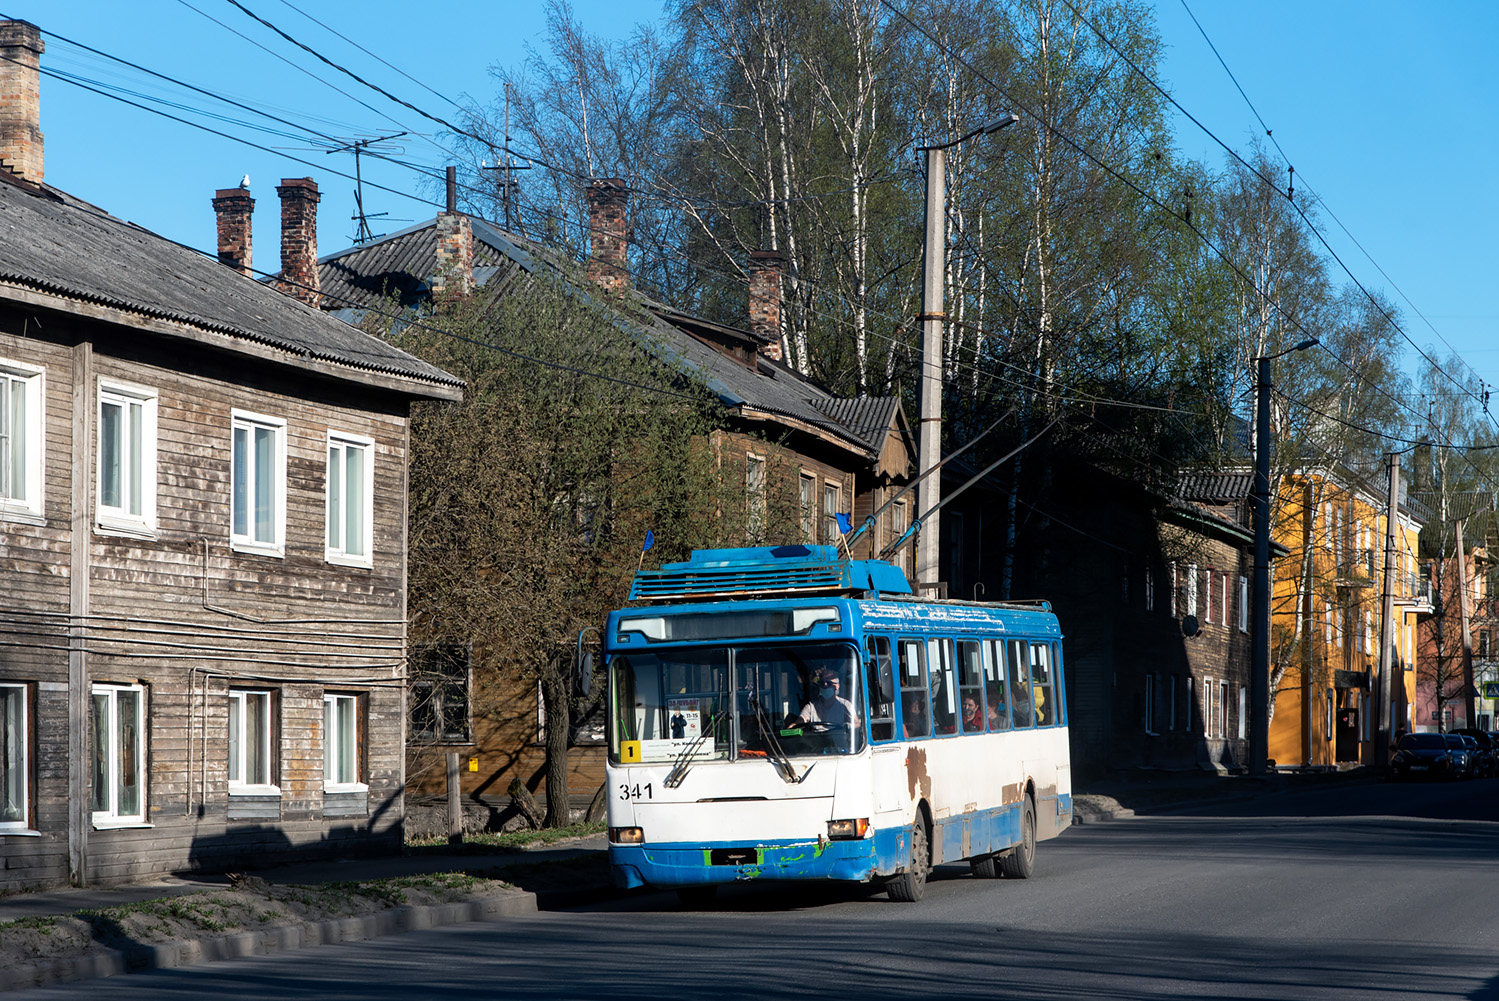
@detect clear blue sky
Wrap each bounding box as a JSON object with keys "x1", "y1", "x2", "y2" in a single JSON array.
[{"x1": 12, "y1": 1, "x2": 1497, "y2": 407}]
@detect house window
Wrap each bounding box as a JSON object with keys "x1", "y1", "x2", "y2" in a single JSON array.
[
  {"x1": 228, "y1": 690, "x2": 276, "y2": 791},
  {"x1": 1145, "y1": 566, "x2": 1155, "y2": 612},
  {"x1": 231, "y1": 411, "x2": 286, "y2": 555},
  {"x1": 1168, "y1": 676, "x2": 1177, "y2": 732},
  {"x1": 1219, "y1": 681, "x2": 1229, "y2": 740},
  {"x1": 1169, "y1": 563, "x2": 1178, "y2": 617},
  {"x1": 1186, "y1": 677, "x2": 1194, "y2": 732},
  {"x1": 1325, "y1": 690, "x2": 1334, "y2": 742},
  {"x1": 91, "y1": 683, "x2": 145, "y2": 826},
  {"x1": 746, "y1": 453, "x2": 767, "y2": 543},
  {"x1": 799, "y1": 473, "x2": 816, "y2": 543},
  {"x1": 1203, "y1": 571, "x2": 1212, "y2": 624},
  {"x1": 1238, "y1": 686, "x2": 1247, "y2": 740},
  {"x1": 323, "y1": 693, "x2": 363, "y2": 790},
  {"x1": 0, "y1": 683, "x2": 28, "y2": 830},
  {"x1": 1202, "y1": 676, "x2": 1215, "y2": 738},
  {"x1": 97, "y1": 380, "x2": 157, "y2": 534},
  {"x1": 1238, "y1": 575, "x2": 1248, "y2": 632},
  {"x1": 1186, "y1": 564, "x2": 1198, "y2": 617},
  {"x1": 326, "y1": 432, "x2": 374, "y2": 565},
  {"x1": 410, "y1": 642, "x2": 473, "y2": 744},
  {"x1": 0, "y1": 360, "x2": 43, "y2": 519},
  {"x1": 1221, "y1": 573, "x2": 1229, "y2": 626},
  {"x1": 822, "y1": 482, "x2": 841, "y2": 545},
  {"x1": 1143, "y1": 674, "x2": 1156, "y2": 735}
]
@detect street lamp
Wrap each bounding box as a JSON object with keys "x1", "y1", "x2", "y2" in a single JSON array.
[
  {"x1": 915, "y1": 113, "x2": 1019, "y2": 590},
  {"x1": 1250, "y1": 336, "x2": 1318, "y2": 776}
]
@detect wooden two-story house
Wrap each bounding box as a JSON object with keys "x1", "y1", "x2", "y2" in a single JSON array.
[{"x1": 0, "y1": 21, "x2": 460, "y2": 890}]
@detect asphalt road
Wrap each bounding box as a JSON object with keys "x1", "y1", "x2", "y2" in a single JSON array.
[{"x1": 11, "y1": 777, "x2": 1499, "y2": 1000}]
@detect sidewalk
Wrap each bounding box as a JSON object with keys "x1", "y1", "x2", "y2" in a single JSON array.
[{"x1": 0, "y1": 835, "x2": 615, "y2": 992}]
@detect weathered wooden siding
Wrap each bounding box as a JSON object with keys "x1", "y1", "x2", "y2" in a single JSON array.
[{"x1": 0, "y1": 301, "x2": 413, "y2": 892}]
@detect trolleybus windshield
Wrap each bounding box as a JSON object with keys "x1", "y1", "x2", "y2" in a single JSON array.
[{"x1": 610, "y1": 643, "x2": 862, "y2": 765}]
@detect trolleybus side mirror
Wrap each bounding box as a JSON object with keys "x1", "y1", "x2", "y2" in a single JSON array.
[{"x1": 576, "y1": 627, "x2": 599, "y2": 696}]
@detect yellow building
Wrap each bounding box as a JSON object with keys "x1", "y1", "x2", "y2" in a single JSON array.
[{"x1": 1267, "y1": 466, "x2": 1426, "y2": 767}]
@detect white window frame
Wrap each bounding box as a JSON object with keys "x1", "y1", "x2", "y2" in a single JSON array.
[
  {"x1": 231, "y1": 410, "x2": 286, "y2": 556},
  {"x1": 1202, "y1": 675, "x2": 1215, "y2": 739},
  {"x1": 96, "y1": 379, "x2": 158, "y2": 536},
  {"x1": 323, "y1": 693, "x2": 366, "y2": 792},
  {"x1": 0, "y1": 683, "x2": 29, "y2": 832},
  {"x1": 1186, "y1": 564, "x2": 1199, "y2": 618},
  {"x1": 1186, "y1": 677, "x2": 1194, "y2": 733},
  {"x1": 1169, "y1": 563, "x2": 1178, "y2": 617},
  {"x1": 0, "y1": 360, "x2": 44, "y2": 523},
  {"x1": 228, "y1": 689, "x2": 279, "y2": 794},
  {"x1": 798, "y1": 472, "x2": 816, "y2": 543},
  {"x1": 822, "y1": 482, "x2": 842, "y2": 546},
  {"x1": 1220, "y1": 573, "x2": 1229, "y2": 626},
  {"x1": 326, "y1": 431, "x2": 375, "y2": 567},
  {"x1": 1202, "y1": 570, "x2": 1212, "y2": 624},
  {"x1": 1219, "y1": 680, "x2": 1229, "y2": 740},
  {"x1": 91, "y1": 683, "x2": 148, "y2": 828},
  {"x1": 1238, "y1": 686, "x2": 1247, "y2": 740},
  {"x1": 1238, "y1": 575, "x2": 1249, "y2": 632}
]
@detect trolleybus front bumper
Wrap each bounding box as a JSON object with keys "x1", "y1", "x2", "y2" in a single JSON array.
[{"x1": 610, "y1": 830, "x2": 902, "y2": 889}]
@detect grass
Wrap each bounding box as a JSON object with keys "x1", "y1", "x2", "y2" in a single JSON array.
[{"x1": 405, "y1": 821, "x2": 604, "y2": 851}]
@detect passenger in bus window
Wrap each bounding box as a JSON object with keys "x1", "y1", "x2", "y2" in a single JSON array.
[
  {"x1": 902, "y1": 692, "x2": 929, "y2": 738},
  {"x1": 960, "y1": 696, "x2": 983, "y2": 733},
  {"x1": 986, "y1": 684, "x2": 1010, "y2": 730}
]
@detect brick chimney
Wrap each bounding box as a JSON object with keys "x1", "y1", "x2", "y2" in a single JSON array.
[
  {"x1": 585, "y1": 178, "x2": 628, "y2": 294},
  {"x1": 432, "y1": 165, "x2": 473, "y2": 299},
  {"x1": 748, "y1": 250, "x2": 785, "y2": 363},
  {"x1": 212, "y1": 185, "x2": 254, "y2": 277},
  {"x1": 0, "y1": 21, "x2": 44, "y2": 183},
  {"x1": 276, "y1": 177, "x2": 321, "y2": 306}
]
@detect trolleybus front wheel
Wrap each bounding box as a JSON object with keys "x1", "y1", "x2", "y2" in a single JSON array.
[
  {"x1": 886, "y1": 818, "x2": 930, "y2": 902},
  {"x1": 999, "y1": 795, "x2": 1036, "y2": 879}
]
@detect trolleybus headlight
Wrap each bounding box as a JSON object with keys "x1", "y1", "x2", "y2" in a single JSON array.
[
  {"x1": 827, "y1": 818, "x2": 870, "y2": 840},
  {"x1": 610, "y1": 826, "x2": 645, "y2": 844}
]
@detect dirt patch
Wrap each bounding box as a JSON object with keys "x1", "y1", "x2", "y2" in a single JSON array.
[{"x1": 0, "y1": 871, "x2": 523, "y2": 972}]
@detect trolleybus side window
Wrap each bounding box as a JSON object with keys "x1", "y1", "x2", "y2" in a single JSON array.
[
  {"x1": 897, "y1": 638, "x2": 929, "y2": 738},
  {"x1": 929, "y1": 638, "x2": 958, "y2": 734},
  {"x1": 956, "y1": 640, "x2": 985, "y2": 733},
  {"x1": 983, "y1": 639, "x2": 1010, "y2": 731},
  {"x1": 865, "y1": 636, "x2": 896, "y2": 742},
  {"x1": 1030, "y1": 643, "x2": 1060, "y2": 726},
  {"x1": 1007, "y1": 639, "x2": 1034, "y2": 728}
]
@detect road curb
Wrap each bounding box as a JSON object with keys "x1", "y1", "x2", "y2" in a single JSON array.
[{"x1": 0, "y1": 890, "x2": 539, "y2": 992}]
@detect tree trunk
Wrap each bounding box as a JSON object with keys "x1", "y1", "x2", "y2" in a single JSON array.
[{"x1": 542, "y1": 668, "x2": 572, "y2": 827}]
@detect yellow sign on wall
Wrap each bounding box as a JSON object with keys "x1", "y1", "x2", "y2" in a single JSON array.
[{"x1": 467, "y1": 757, "x2": 478, "y2": 772}]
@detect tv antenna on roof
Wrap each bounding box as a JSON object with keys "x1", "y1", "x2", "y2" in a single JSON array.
[{"x1": 325, "y1": 132, "x2": 408, "y2": 244}]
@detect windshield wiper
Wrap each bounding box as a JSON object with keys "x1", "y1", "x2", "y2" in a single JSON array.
[
  {"x1": 664, "y1": 706, "x2": 727, "y2": 789},
  {"x1": 750, "y1": 695, "x2": 808, "y2": 784}
]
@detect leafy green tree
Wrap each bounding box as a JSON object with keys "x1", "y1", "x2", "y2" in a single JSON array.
[{"x1": 388, "y1": 278, "x2": 725, "y2": 825}]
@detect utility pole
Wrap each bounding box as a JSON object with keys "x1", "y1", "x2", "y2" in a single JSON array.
[
  {"x1": 917, "y1": 144, "x2": 945, "y2": 589},
  {"x1": 1457, "y1": 518, "x2": 1475, "y2": 728},
  {"x1": 1376, "y1": 451, "x2": 1399, "y2": 769},
  {"x1": 915, "y1": 113, "x2": 1017, "y2": 590}
]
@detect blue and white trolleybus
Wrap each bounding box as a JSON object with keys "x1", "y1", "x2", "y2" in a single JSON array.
[{"x1": 603, "y1": 544, "x2": 1071, "y2": 903}]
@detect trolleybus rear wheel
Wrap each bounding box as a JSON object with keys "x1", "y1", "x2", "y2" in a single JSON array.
[
  {"x1": 999, "y1": 795, "x2": 1036, "y2": 879},
  {"x1": 887, "y1": 818, "x2": 930, "y2": 902},
  {"x1": 970, "y1": 853, "x2": 1000, "y2": 879}
]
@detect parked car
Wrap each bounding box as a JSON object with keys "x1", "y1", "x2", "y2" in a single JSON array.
[
  {"x1": 1452, "y1": 729, "x2": 1495, "y2": 778},
  {"x1": 1445, "y1": 734, "x2": 1474, "y2": 778},
  {"x1": 1390, "y1": 733, "x2": 1458, "y2": 780}
]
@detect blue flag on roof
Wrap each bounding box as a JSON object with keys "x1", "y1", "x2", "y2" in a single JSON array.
[
  {"x1": 835, "y1": 512, "x2": 853, "y2": 535},
  {"x1": 642, "y1": 529, "x2": 655, "y2": 552}
]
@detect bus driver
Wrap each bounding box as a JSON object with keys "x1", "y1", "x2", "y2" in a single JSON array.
[{"x1": 799, "y1": 669, "x2": 856, "y2": 727}]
